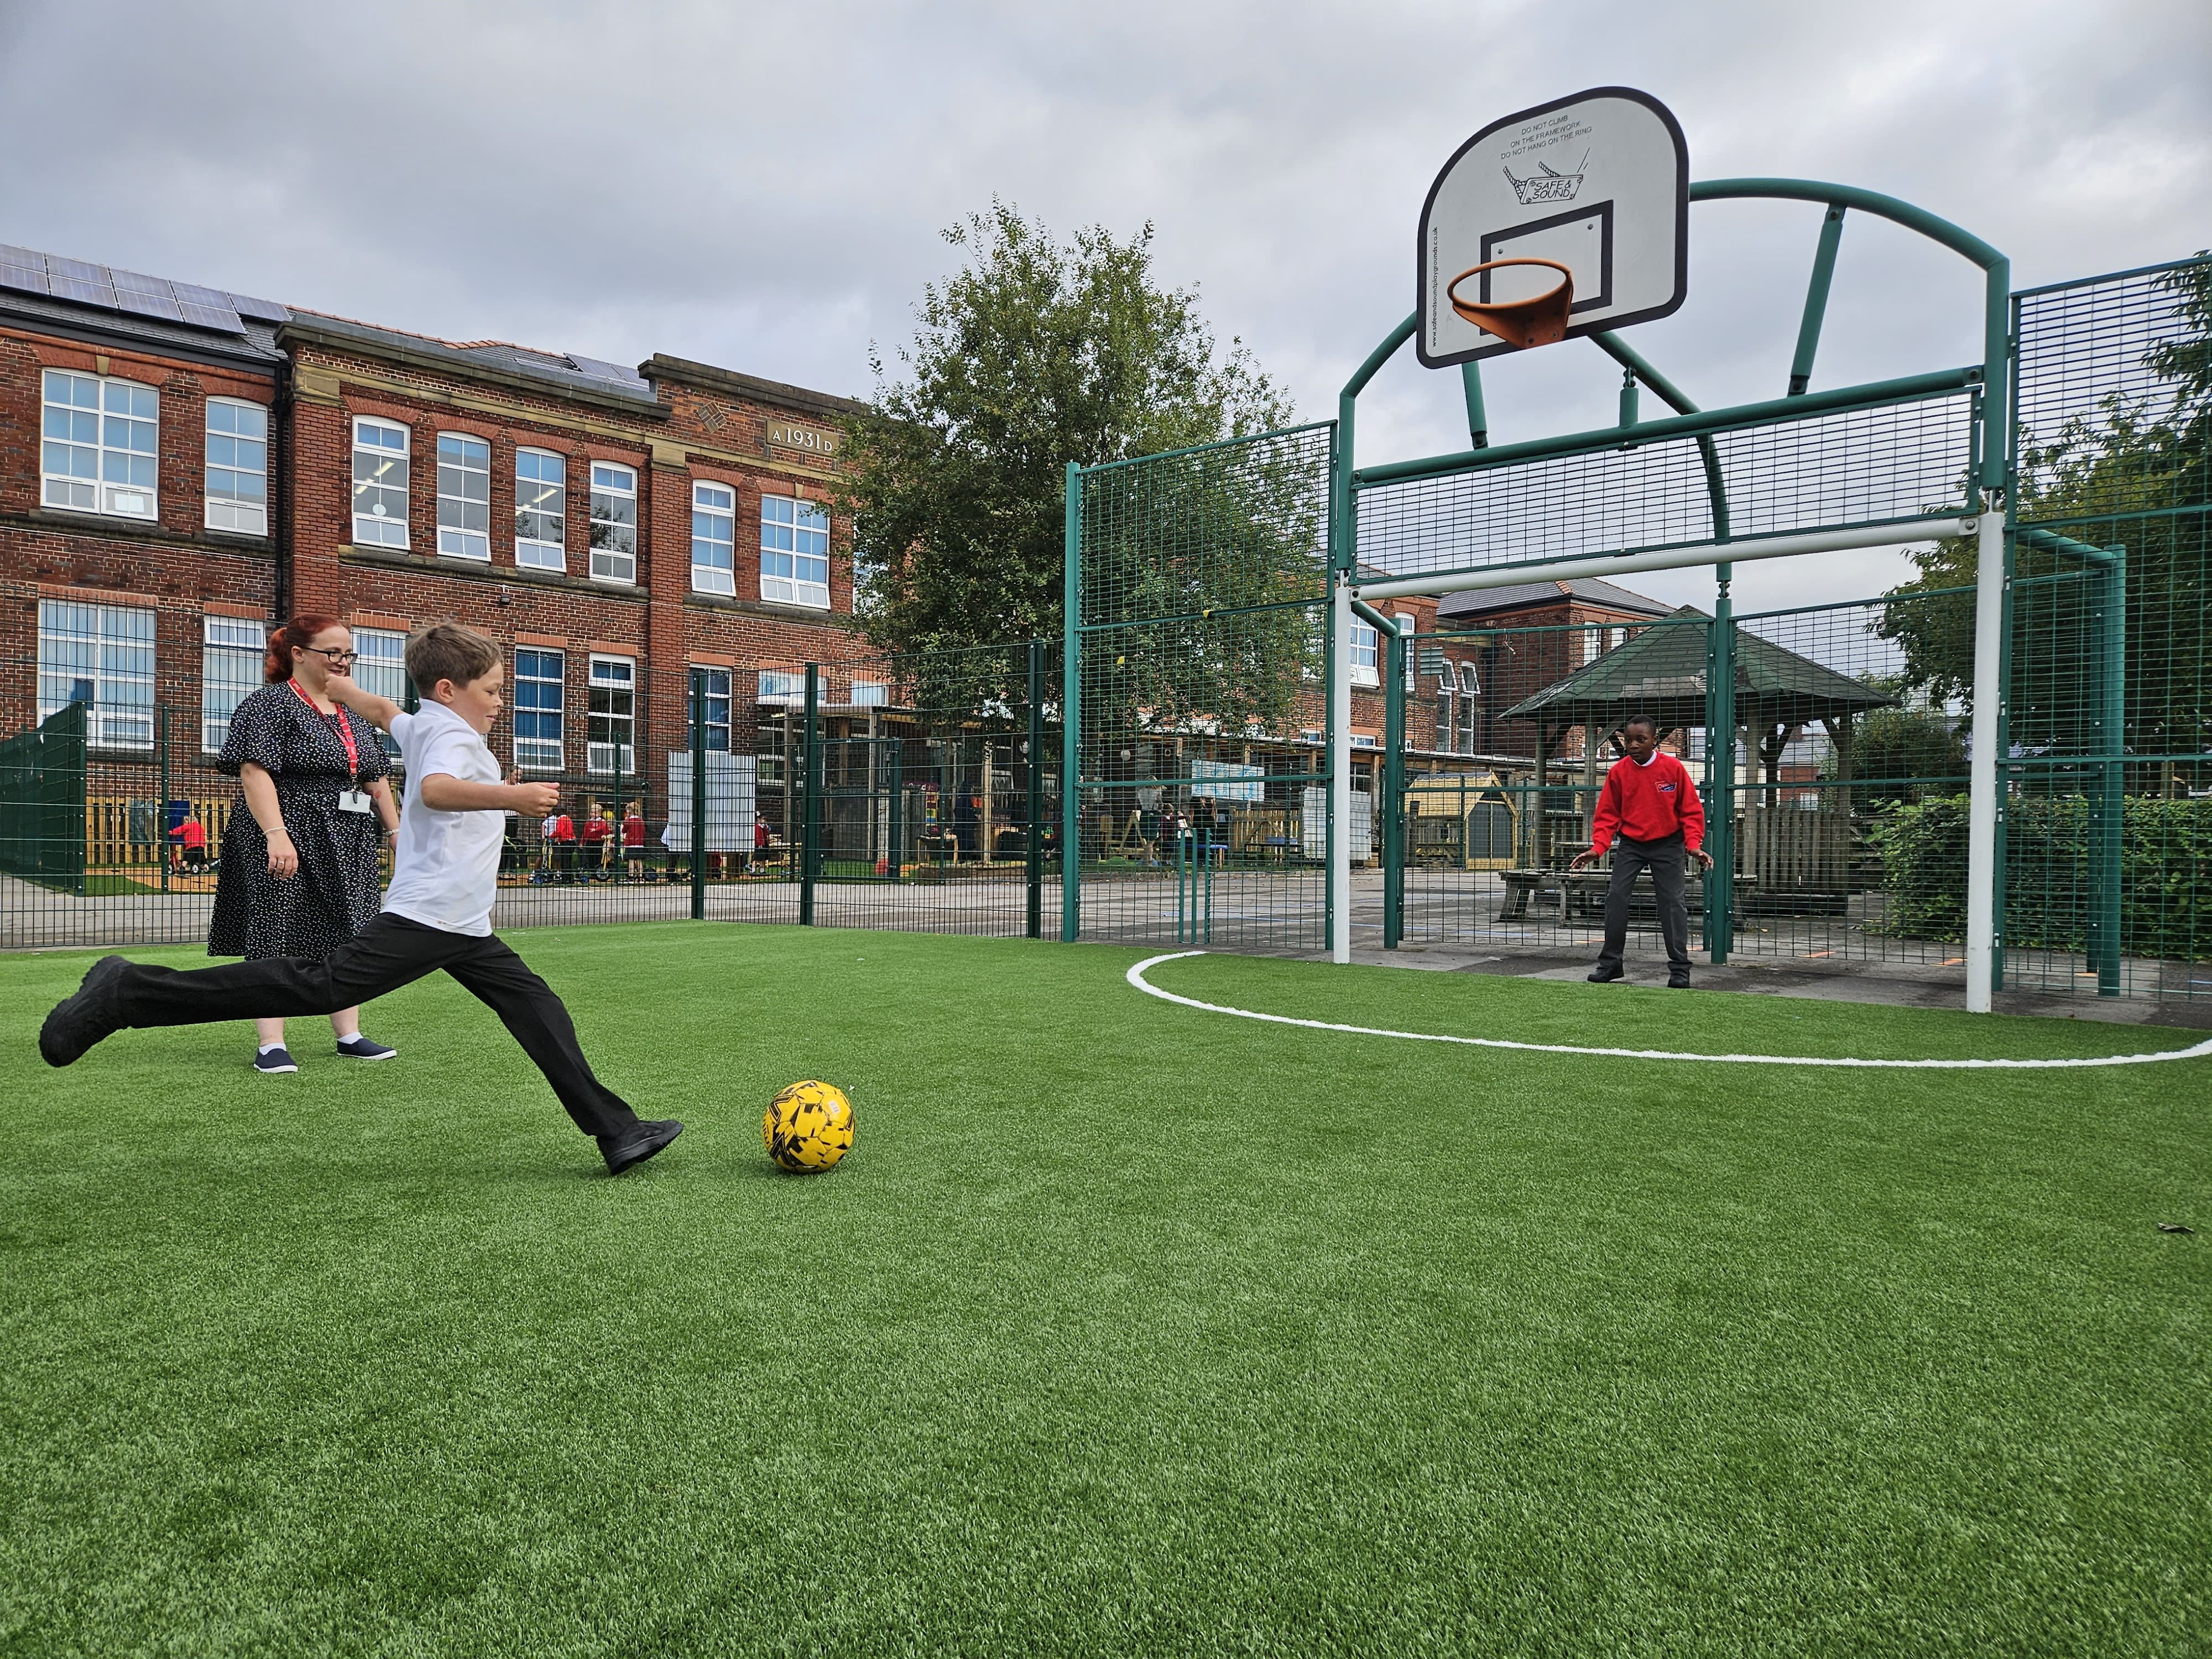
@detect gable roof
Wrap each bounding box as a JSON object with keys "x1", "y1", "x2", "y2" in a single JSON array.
[
  {"x1": 280, "y1": 310, "x2": 664, "y2": 413},
  {"x1": 1435, "y1": 576, "x2": 1674, "y2": 623},
  {"x1": 1499, "y1": 606, "x2": 1896, "y2": 729}
]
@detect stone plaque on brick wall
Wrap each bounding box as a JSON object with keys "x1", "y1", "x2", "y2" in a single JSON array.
[{"x1": 765, "y1": 418, "x2": 838, "y2": 460}]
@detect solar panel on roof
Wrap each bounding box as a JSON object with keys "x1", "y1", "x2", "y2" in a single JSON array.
[
  {"x1": 228, "y1": 292, "x2": 289, "y2": 323},
  {"x1": 0, "y1": 244, "x2": 43, "y2": 268},
  {"x1": 117, "y1": 286, "x2": 185, "y2": 322},
  {"x1": 48, "y1": 275, "x2": 118, "y2": 308},
  {"x1": 175, "y1": 300, "x2": 245, "y2": 333},
  {"x1": 0, "y1": 262, "x2": 46, "y2": 296},
  {"x1": 45, "y1": 254, "x2": 106, "y2": 283},
  {"x1": 566, "y1": 353, "x2": 644, "y2": 385}
]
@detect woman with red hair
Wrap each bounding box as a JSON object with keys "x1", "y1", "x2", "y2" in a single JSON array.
[{"x1": 208, "y1": 616, "x2": 401, "y2": 1072}]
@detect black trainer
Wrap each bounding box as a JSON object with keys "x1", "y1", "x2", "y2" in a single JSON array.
[
  {"x1": 39, "y1": 954, "x2": 131, "y2": 1068},
  {"x1": 254, "y1": 1046, "x2": 300, "y2": 1074},
  {"x1": 1667, "y1": 972, "x2": 1693, "y2": 989},
  {"x1": 335, "y1": 1035, "x2": 398, "y2": 1061},
  {"x1": 600, "y1": 1118, "x2": 684, "y2": 1175},
  {"x1": 1586, "y1": 966, "x2": 1624, "y2": 984}
]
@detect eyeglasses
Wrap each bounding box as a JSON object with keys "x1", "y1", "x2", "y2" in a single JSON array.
[{"x1": 302, "y1": 646, "x2": 357, "y2": 662}]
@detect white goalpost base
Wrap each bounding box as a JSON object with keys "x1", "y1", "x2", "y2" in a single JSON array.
[{"x1": 1329, "y1": 509, "x2": 2006, "y2": 1011}]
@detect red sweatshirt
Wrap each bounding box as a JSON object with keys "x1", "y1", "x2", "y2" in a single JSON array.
[{"x1": 1589, "y1": 750, "x2": 1705, "y2": 854}]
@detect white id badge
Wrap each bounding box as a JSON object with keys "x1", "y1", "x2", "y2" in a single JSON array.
[{"x1": 337, "y1": 790, "x2": 374, "y2": 816}]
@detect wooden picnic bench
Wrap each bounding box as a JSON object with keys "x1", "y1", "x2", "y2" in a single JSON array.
[{"x1": 1497, "y1": 868, "x2": 1756, "y2": 924}]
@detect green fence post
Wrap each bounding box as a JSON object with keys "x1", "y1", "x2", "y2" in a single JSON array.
[
  {"x1": 1026, "y1": 639, "x2": 1044, "y2": 939},
  {"x1": 1061, "y1": 461, "x2": 1082, "y2": 943},
  {"x1": 1383, "y1": 628, "x2": 1405, "y2": 950},
  {"x1": 800, "y1": 664, "x2": 819, "y2": 926},
  {"x1": 688, "y1": 667, "x2": 707, "y2": 921},
  {"x1": 1704, "y1": 605, "x2": 1736, "y2": 962}
]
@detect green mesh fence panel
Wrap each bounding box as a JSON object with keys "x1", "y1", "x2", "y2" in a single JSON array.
[
  {"x1": 2003, "y1": 255, "x2": 2210, "y2": 998},
  {"x1": 1073, "y1": 425, "x2": 1335, "y2": 949},
  {"x1": 1355, "y1": 390, "x2": 1979, "y2": 583},
  {"x1": 0, "y1": 701, "x2": 87, "y2": 889},
  {"x1": 1384, "y1": 594, "x2": 1979, "y2": 972},
  {"x1": 796, "y1": 639, "x2": 1058, "y2": 938}
]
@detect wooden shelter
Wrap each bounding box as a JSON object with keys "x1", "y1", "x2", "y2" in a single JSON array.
[{"x1": 1499, "y1": 607, "x2": 1895, "y2": 898}]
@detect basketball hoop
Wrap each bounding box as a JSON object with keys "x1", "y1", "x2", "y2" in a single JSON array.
[{"x1": 1445, "y1": 259, "x2": 1575, "y2": 350}]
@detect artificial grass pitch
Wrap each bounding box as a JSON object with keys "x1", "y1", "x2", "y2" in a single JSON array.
[{"x1": 0, "y1": 926, "x2": 2204, "y2": 1657}]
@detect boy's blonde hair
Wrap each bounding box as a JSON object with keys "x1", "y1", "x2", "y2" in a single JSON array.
[{"x1": 405, "y1": 623, "x2": 500, "y2": 691}]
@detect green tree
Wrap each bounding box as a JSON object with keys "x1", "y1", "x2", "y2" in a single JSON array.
[
  {"x1": 836, "y1": 202, "x2": 1293, "y2": 660},
  {"x1": 1875, "y1": 257, "x2": 2209, "y2": 769}
]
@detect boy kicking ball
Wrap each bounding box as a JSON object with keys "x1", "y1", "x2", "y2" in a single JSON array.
[{"x1": 40, "y1": 624, "x2": 682, "y2": 1176}]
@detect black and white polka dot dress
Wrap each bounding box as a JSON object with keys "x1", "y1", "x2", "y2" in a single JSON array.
[{"x1": 208, "y1": 682, "x2": 393, "y2": 961}]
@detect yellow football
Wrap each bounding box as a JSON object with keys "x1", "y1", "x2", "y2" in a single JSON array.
[{"x1": 763, "y1": 1079, "x2": 855, "y2": 1173}]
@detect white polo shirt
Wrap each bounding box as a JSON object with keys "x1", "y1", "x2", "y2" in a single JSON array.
[{"x1": 383, "y1": 701, "x2": 507, "y2": 936}]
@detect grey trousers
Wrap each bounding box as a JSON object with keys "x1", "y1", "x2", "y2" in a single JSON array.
[{"x1": 1597, "y1": 834, "x2": 1692, "y2": 972}]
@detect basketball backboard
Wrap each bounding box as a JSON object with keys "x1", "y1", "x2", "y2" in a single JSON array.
[{"x1": 1416, "y1": 87, "x2": 1688, "y2": 368}]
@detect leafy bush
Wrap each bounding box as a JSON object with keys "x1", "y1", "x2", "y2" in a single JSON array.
[{"x1": 1870, "y1": 794, "x2": 2212, "y2": 959}]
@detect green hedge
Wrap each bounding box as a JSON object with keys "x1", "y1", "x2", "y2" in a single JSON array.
[{"x1": 1870, "y1": 794, "x2": 2212, "y2": 959}]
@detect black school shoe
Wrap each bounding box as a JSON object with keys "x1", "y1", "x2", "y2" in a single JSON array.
[
  {"x1": 335, "y1": 1035, "x2": 398, "y2": 1061},
  {"x1": 600, "y1": 1118, "x2": 684, "y2": 1175},
  {"x1": 39, "y1": 955, "x2": 131, "y2": 1067},
  {"x1": 1586, "y1": 966, "x2": 1624, "y2": 983},
  {"x1": 253, "y1": 1046, "x2": 300, "y2": 1074},
  {"x1": 1668, "y1": 971, "x2": 1693, "y2": 989}
]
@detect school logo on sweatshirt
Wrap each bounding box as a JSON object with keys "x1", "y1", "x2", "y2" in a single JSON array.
[{"x1": 1657, "y1": 781, "x2": 1676, "y2": 793}]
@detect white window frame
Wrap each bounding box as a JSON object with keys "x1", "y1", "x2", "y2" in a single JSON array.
[
  {"x1": 691, "y1": 666, "x2": 733, "y2": 752},
  {"x1": 1349, "y1": 617, "x2": 1379, "y2": 688},
  {"x1": 758, "y1": 669, "x2": 804, "y2": 706},
  {"x1": 691, "y1": 480, "x2": 736, "y2": 596},
  {"x1": 43, "y1": 369, "x2": 159, "y2": 520},
  {"x1": 513, "y1": 647, "x2": 565, "y2": 772},
  {"x1": 351, "y1": 416, "x2": 410, "y2": 547},
  {"x1": 200, "y1": 614, "x2": 265, "y2": 753},
  {"x1": 849, "y1": 678, "x2": 888, "y2": 708},
  {"x1": 589, "y1": 462, "x2": 638, "y2": 585},
  {"x1": 1395, "y1": 615, "x2": 1417, "y2": 688},
  {"x1": 353, "y1": 627, "x2": 408, "y2": 706},
  {"x1": 38, "y1": 598, "x2": 155, "y2": 750},
  {"x1": 760, "y1": 494, "x2": 830, "y2": 609},
  {"x1": 436, "y1": 432, "x2": 492, "y2": 561},
  {"x1": 586, "y1": 654, "x2": 637, "y2": 775},
  {"x1": 515, "y1": 448, "x2": 566, "y2": 572},
  {"x1": 204, "y1": 398, "x2": 268, "y2": 535}
]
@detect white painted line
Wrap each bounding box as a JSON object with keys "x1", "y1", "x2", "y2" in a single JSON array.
[{"x1": 1126, "y1": 952, "x2": 2212, "y2": 1070}]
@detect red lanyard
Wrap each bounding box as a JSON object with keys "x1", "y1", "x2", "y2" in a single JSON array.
[{"x1": 288, "y1": 679, "x2": 360, "y2": 782}]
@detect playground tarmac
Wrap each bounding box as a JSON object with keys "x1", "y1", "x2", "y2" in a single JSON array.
[{"x1": 6, "y1": 869, "x2": 2204, "y2": 1028}]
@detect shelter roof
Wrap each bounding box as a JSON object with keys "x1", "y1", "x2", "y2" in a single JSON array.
[
  {"x1": 1499, "y1": 606, "x2": 1896, "y2": 730},
  {"x1": 1436, "y1": 576, "x2": 1674, "y2": 624}
]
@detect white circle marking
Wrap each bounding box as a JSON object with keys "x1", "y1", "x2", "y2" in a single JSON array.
[{"x1": 1126, "y1": 952, "x2": 2212, "y2": 1070}]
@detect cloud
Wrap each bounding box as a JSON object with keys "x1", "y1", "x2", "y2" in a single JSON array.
[{"x1": 3, "y1": 0, "x2": 2203, "y2": 609}]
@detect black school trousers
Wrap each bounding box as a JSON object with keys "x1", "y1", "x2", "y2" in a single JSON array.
[
  {"x1": 110, "y1": 913, "x2": 639, "y2": 1138},
  {"x1": 1596, "y1": 833, "x2": 1692, "y2": 973}
]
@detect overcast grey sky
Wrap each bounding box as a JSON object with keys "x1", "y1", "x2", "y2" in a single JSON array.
[{"x1": 3, "y1": 0, "x2": 2205, "y2": 609}]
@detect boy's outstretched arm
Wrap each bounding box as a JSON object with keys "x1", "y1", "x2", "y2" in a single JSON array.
[
  {"x1": 420, "y1": 775, "x2": 561, "y2": 816},
  {"x1": 326, "y1": 672, "x2": 403, "y2": 733}
]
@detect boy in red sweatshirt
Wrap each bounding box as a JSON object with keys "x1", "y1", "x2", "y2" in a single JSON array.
[{"x1": 1568, "y1": 714, "x2": 1713, "y2": 988}]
